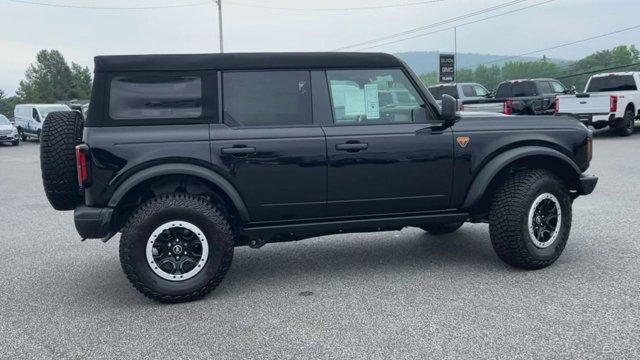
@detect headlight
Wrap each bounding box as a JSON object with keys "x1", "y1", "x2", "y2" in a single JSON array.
[{"x1": 11, "y1": 126, "x2": 18, "y2": 135}]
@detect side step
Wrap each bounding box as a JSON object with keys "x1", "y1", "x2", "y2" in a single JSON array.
[{"x1": 242, "y1": 212, "x2": 469, "y2": 238}]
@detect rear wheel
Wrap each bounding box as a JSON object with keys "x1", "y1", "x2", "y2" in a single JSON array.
[
  {"x1": 489, "y1": 169, "x2": 572, "y2": 269},
  {"x1": 40, "y1": 111, "x2": 84, "y2": 210},
  {"x1": 119, "y1": 194, "x2": 235, "y2": 303},
  {"x1": 616, "y1": 109, "x2": 635, "y2": 136},
  {"x1": 421, "y1": 222, "x2": 463, "y2": 235}
]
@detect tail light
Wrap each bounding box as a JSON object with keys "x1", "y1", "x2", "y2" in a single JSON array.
[
  {"x1": 503, "y1": 100, "x2": 513, "y2": 115},
  {"x1": 459, "y1": 102, "x2": 464, "y2": 111},
  {"x1": 610, "y1": 95, "x2": 618, "y2": 113},
  {"x1": 75, "y1": 144, "x2": 90, "y2": 187},
  {"x1": 554, "y1": 96, "x2": 560, "y2": 113}
]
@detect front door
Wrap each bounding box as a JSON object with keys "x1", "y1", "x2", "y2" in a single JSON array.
[
  {"x1": 211, "y1": 70, "x2": 327, "y2": 223},
  {"x1": 322, "y1": 69, "x2": 453, "y2": 217}
]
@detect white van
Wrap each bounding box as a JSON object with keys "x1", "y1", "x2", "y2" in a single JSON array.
[{"x1": 13, "y1": 104, "x2": 71, "y2": 141}]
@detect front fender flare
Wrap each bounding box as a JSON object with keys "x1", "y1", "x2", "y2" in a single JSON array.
[
  {"x1": 461, "y1": 146, "x2": 581, "y2": 209},
  {"x1": 108, "y1": 163, "x2": 250, "y2": 222}
]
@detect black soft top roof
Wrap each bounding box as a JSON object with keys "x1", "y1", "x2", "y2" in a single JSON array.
[{"x1": 94, "y1": 52, "x2": 403, "y2": 72}]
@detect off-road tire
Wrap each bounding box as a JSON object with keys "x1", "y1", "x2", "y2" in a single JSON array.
[
  {"x1": 40, "y1": 111, "x2": 84, "y2": 211},
  {"x1": 421, "y1": 222, "x2": 464, "y2": 235},
  {"x1": 616, "y1": 109, "x2": 635, "y2": 136},
  {"x1": 489, "y1": 169, "x2": 572, "y2": 269},
  {"x1": 119, "y1": 194, "x2": 235, "y2": 303}
]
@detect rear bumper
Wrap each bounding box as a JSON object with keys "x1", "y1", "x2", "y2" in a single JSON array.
[
  {"x1": 558, "y1": 112, "x2": 614, "y2": 128},
  {"x1": 74, "y1": 206, "x2": 114, "y2": 239},
  {"x1": 577, "y1": 174, "x2": 598, "y2": 195}
]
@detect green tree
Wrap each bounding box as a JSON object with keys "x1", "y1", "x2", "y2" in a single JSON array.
[
  {"x1": 70, "y1": 62, "x2": 93, "y2": 99},
  {"x1": 473, "y1": 64, "x2": 501, "y2": 90},
  {"x1": 16, "y1": 49, "x2": 92, "y2": 103},
  {"x1": 0, "y1": 89, "x2": 20, "y2": 117}
]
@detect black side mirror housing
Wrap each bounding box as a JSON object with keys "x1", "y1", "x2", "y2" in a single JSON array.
[{"x1": 441, "y1": 94, "x2": 459, "y2": 127}]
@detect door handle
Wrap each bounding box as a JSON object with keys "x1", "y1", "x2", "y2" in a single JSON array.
[
  {"x1": 221, "y1": 146, "x2": 256, "y2": 156},
  {"x1": 335, "y1": 142, "x2": 368, "y2": 152}
]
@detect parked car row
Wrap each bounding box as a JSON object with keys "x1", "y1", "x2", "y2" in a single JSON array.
[
  {"x1": 428, "y1": 78, "x2": 574, "y2": 115},
  {"x1": 428, "y1": 72, "x2": 640, "y2": 137}
]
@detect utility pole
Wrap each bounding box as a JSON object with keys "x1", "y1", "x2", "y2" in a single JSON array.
[
  {"x1": 215, "y1": 0, "x2": 224, "y2": 53},
  {"x1": 454, "y1": 26, "x2": 457, "y2": 83}
]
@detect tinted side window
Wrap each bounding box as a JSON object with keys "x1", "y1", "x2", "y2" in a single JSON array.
[
  {"x1": 327, "y1": 69, "x2": 424, "y2": 125},
  {"x1": 223, "y1": 71, "x2": 311, "y2": 127},
  {"x1": 109, "y1": 75, "x2": 202, "y2": 120},
  {"x1": 538, "y1": 81, "x2": 554, "y2": 94},
  {"x1": 461, "y1": 85, "x2": 476, "y2": 97},
  {"x1": 512, "y1": 82, "x2": 537, "y2": 97},
  {"x1": 496, "y1": 83, "x2": 511, "y2": 98}
]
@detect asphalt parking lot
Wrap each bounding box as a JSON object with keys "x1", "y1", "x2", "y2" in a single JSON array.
[{"x1": 0, "y1": 131, "x2": 638, "y2": 360}]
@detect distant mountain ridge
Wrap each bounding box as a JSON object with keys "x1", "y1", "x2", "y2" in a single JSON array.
[{"x1": 395, "y1": 51, "x2": 568, "y2": 75}]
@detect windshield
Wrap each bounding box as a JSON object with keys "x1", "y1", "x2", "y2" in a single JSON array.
[
  {"x1": 587, "y1": 75, "x2": 637, "y2": 92},
  {"x1": 428, "y1": 85, "x2": 458, "y2": 100},
  {"x1": 38, "y1": 105, "x2": 70, "y2": 119},
  {"x1": 0, "y1": 115, "x2": 10, "y2": 125}
]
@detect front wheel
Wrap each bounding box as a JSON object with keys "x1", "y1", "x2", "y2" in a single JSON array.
[
  {"x1": 489, "y1": 169, "x2": 572, "y2": 269},
  {"x1": 11, "y1": 140, "x2": 19, "y2": 146},
  {"x1": 119, "y1": 194, "x2": 235, "y2": 303}
]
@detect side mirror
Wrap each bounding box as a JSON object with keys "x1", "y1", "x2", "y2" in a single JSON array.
[{"x1": 441, "y1": 94, "x2": 459, "y2": 126}]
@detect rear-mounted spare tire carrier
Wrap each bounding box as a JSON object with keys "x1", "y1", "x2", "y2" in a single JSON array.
[{"x1": 40, "y1": 111, "x2": 84, "y2": 211}]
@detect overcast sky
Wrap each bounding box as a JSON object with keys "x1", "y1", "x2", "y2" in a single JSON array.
[{"x1": 1, "y1": 0, "x2": 640, "y2": 95}]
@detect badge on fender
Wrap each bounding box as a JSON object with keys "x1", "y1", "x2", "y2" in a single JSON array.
[{"x1": 457, "y1": 136, "x2": 470, "y2": 148}]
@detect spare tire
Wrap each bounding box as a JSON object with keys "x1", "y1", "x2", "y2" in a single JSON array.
[{"x1": 40, "y1": 111, "x2": 84, "y2": 211}]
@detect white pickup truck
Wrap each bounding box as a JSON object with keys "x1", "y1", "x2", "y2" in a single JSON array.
[{"x1": 556, "y1": 72, "x2": 640, "y2": 136}]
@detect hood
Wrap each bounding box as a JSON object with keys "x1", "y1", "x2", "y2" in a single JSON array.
[
  {"x1": 453, "y1": 114, "x2": 588, "y2": 133},
  {"x1": 0, "y1": 124, "x2": 14, "y2": 131}
]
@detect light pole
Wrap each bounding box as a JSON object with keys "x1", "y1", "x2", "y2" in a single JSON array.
[{"x1": 215, "y1": 0, "x2": 224, "y2": 53}]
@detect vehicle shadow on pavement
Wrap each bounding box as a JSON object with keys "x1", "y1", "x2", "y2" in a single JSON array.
[{"x1": 219, "y1": 226, "x2": 503, "y2": 294}]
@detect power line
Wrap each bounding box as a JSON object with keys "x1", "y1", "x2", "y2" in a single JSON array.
[
  {"x1": 3, "y1": 0, "x2": 211, "y2": 10},
  {"x1": 226, "y1": 0, "x2": 446, "y2": 11},
  {"x1": 555, "y1": 62, "x2": 640, "y2": 80},
  {"x1": 351, "y1": 0, "x2": 555, "y2": 51},
  {"x1": 332, "y1": 0, "x2": 531, "y2": 51},
  {"x1": 460, "y1": 24, "x2": 640, "y2": 70}
]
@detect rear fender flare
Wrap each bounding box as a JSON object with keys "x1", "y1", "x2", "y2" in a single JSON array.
[
  {"x1": 108, "y1": 163, "x2": 250, "y2": 222},
  {"x1": 461, "y1": 146, "x2": 581, "y2": 209}
]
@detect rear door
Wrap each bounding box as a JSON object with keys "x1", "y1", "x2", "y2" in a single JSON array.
[
  {"x1": 210, "y1": 70, "x2": 327, "y2": 222},
  {"x1": 321, "y1": 68, "x2": 453, "y2": 217}
]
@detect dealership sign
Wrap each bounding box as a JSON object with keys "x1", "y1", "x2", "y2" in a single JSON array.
[{"x1": 439, "y1": 53, "x2": 455, "y2": 83}]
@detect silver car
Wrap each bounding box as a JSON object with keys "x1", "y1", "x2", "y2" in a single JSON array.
[{"x1": 0, "y1": 114, "x2": 20, "y2": 146}]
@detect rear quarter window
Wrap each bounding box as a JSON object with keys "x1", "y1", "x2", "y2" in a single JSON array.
[{"x1": 109, "y1": 75, "x2": 203, "y2": 121}]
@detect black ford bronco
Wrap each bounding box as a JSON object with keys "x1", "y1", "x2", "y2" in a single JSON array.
[{"x1": 39, "y1": 53, "x2": 597, "y2": 303}]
